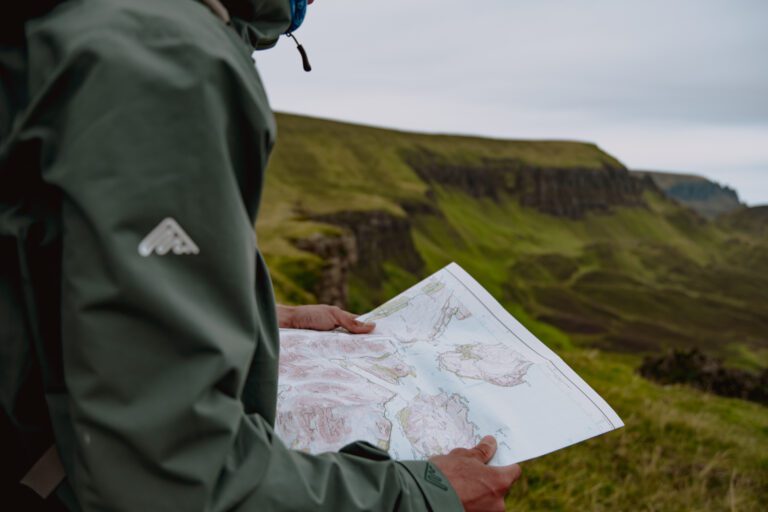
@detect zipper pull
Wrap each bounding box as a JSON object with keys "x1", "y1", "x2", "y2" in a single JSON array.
[{"x1": 287, "y1": 33, "x2": 312, "y2": 72}]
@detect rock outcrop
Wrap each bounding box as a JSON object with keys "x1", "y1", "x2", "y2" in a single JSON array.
[
  {"x1": 516, "y1": 165, "x2": 648, "y2": 218},
  {"x1": 407, "y1": 151, "x2": 649, "y2": 218},
  {"x1": 293, "y1": 210, "x2": 425, "y2": 308},
  {"x1": 639, "y1": 349, "x2": 768, "y2": 405},
  {"x1": 293, "y1": 232, "x2": 357, "y2": 307}
]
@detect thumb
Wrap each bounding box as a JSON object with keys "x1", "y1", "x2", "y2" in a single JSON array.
[
  {"x1": 336, "y1": 310, "x2": 376, "y2": 334},
  {"x1": 468, "y1": 435, "x2": 497, "y2": 464}
]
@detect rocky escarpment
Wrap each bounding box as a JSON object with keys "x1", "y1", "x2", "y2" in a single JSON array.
[
  {"x1": 293, "y1": 210, "x2": 424, "y2": 308},
  {"x1": 406, "y1": 151, "x2": 649, "y2": 219},
  {"x1": 313, "y1": 210, "x2": 424, "y2": 281},
  {"x1": 633, "y1": 170, "x2": 743, "y2": 219},
  {"x1": 292, "y1": 232, "x2": 357, "y2": 307},
  {"x1": 517, "y1": 166, "x2": 649, "y2": 218}
]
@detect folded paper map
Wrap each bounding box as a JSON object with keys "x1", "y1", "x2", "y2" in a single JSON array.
[{"x1": 275, "y1": 263, "x2": 623, "y2": 465}]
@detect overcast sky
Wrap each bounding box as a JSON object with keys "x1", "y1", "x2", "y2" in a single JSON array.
[{"x1": 256, "y1": 0, "x2": 768, "y2": 205}]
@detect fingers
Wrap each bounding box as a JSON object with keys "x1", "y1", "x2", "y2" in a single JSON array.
[
  {"x1": 333, "y1": 308, "x2": 376, "y2": 334},
  {"x1": 467, "y1": 435, "x2": 497, "y2": 464}
]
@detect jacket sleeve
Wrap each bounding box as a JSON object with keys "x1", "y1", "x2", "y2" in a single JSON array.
[{"x1": 27, "y1": 4, "x2": 462, "y2": 512}]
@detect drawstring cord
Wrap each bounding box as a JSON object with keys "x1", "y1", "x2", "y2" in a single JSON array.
[{"x1": 287, "y1": 33, "x2": 312, "y2": 72}]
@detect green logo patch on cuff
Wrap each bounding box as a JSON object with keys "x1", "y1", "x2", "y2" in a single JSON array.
[{"x1": 424, "y1": 463, "x2": 449, "y2": 491}]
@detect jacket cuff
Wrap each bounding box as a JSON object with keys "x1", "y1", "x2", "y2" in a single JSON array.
[{"x1": 396, "y1": 460, "x2": 463, "y2": 512}]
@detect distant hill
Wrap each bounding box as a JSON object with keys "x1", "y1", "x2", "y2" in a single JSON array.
[
  {"x1": 258, "y1": 113, "x2": 768, "y2": 511},
  {"x1": 632, "y1": 170, "x2": 743, "y2": 219}
]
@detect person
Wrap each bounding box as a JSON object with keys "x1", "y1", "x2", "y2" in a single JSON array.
[{"x1": 0, "y1": 0, "x2": 522, "y2": 510}]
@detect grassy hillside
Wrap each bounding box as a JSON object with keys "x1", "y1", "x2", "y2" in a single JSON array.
[
  {"x1": 719, "y1": 205, "x2": 768, "y2": 237},
  {"x1": 258, "y1": 113, "x2": 768, "y2": 510},
  {"x1": 505, "y1": 349, "x2": 768, "y2": 511}
]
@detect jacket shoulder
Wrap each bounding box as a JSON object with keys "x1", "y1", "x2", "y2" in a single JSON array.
[{"x1": 25, "y1": 0, "x2": 255, "y2": 95}]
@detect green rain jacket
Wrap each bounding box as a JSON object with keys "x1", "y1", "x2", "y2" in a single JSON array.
[{"x1": 0, "y1": 0, "x2": 462, "y2": 510}]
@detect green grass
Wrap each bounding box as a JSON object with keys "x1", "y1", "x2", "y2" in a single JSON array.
[
  {"x1": 257, "y1": 112, "x2": 768, "y2": 511},
  {"x1": 506, "y1": 349, "x2": 768, "y2": 511}
]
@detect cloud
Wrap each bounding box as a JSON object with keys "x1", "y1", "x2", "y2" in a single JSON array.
[{"x1": 257, "y1": 0, "x2": 768, "y2": 204}]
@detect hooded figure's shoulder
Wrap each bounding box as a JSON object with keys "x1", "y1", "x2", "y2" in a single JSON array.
[
  {"x1": 5, "y1": 0, "x2": 282, "y2": 172},
  {"x1": 23, "y1": 0, "x2": 287, "y2": 102},
  {"x1": 25, "y1": 0, "x2": 294, "y2": 54},
  {"x1": 27, "y1": 0, "x2": 236, "y2": 69}
]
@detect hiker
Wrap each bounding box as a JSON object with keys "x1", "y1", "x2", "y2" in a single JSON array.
[{"x1": 1, "y1": 1, "x2": 521, "y2": 510}]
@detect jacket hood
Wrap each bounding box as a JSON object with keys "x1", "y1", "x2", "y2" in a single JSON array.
[
  {"x1": 0, "y1": 0, "x2": 295, "y2": 49},
  {"x1": 223, "y1": 0, "x2": 293, "y2": 50}
]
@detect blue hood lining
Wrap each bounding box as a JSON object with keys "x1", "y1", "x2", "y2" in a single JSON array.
[{"x1": 286, "y1": 0, "x2": 307, "y2": 33}]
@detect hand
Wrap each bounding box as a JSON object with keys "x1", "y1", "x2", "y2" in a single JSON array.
[
  {"x1": 277, "y1": 304, "x2": 376, "y2": 334},
  {"x1": 430, "y1": 436, "x2": 522, "y2": 512}
]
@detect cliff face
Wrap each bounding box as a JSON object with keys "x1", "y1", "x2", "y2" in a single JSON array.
[
  {"x1": 292, "y1": 232, "x2": 357, "y2": 307},
  {"x1": 516, "y1": 166, "x2": 648, "y2": 218},
  {"x1": 312, "y1": 210, "x2": 424, "y2": 282},
  {"x1": 633, "y1": 170, "x2": 743, "y2": 219},
  {"x1": 408, "y1": 152, "x2": 649, "y2": 219},
  {"x1": 290, "y1": 210, "x2": 425, "y2": 308}
]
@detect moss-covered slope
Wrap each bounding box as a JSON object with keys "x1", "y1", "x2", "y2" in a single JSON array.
[{"x1": 260, "y1": 113, "x2": 767, "y2": 367}]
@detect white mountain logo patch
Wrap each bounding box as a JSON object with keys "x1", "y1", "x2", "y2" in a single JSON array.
[{"x1": 138, "y1": 217, "x2": 200, "y2": 257}]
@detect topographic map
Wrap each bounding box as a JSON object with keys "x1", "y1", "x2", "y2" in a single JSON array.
[{"x1": 276, "y1": 263, "x2": 623, "y2": 465}]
